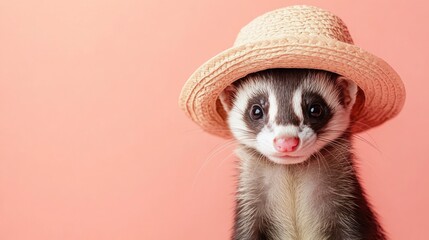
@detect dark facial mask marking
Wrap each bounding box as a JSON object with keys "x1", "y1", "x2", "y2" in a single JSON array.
[
  {"x1": 301, "y1": 91, "x2": 333, "y2": 133},
  {"x1": 243, "y1": 93, "x2": 269, "y2": 135},
  {"x1": 236, "y1": 68, "x2": 338, "y2": 137}
]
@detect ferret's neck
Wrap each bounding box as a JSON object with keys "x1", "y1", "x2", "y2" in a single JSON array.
[{"x1": 233, "y1": 135, "x2": 385, "y2": 240}]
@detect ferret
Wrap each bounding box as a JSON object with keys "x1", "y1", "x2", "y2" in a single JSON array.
[{"x1": 219, "y1": 69, "x2": 386, "y2": 240}]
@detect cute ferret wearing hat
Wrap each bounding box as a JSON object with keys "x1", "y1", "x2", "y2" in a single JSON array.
[{"x1": 180, "y1": 5, "x2": 405, "y2": 239}]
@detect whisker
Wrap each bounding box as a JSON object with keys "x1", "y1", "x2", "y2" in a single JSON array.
[
  {"x1": 192, "y1": 139, "x2": 237, "y2": 189},
  {"x1": 321, "y1": 128, "x2": 381, "y2": 153}
]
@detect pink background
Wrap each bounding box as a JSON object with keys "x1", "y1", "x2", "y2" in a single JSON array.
[{"x1": 0, "y1": 0, "x2": 427, "y2": 239}]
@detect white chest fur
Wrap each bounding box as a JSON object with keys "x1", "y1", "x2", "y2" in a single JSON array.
[{"x1": 236, "y1": 147, "x2": 340, "y2": 240}]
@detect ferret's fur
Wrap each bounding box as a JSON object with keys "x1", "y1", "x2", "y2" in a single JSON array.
[{"x1": 220, "y1": 69, "x2": 386, "y2": 240}]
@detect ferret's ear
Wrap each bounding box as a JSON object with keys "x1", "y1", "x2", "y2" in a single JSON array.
[
  {"x1": 336, "y1": 76, "x2": 358, "y2": 109},
  {"x1": 219, "y1": 85, "x2": 237, "y2": 112}
]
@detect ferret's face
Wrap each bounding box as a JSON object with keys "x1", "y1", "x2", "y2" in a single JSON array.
[{"x1": 220, "y1": 69, "x2": 357, "y2": 165}]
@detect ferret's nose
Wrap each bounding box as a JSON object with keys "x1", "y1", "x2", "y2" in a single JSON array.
[{"x1": 274, "y1": 137, "x2": 300, "y2": 152}]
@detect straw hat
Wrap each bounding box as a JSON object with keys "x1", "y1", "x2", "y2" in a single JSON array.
[{"x1": 179, "y1": 5, "x2": 405, "y2": 138}]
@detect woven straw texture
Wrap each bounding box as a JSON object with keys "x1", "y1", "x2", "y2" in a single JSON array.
[{"x1": 179, "y1": 5, "x2": 405, "y2": 138}]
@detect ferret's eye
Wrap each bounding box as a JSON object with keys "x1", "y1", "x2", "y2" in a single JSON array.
[
  {"x1": 308, "y1": 103, "x2": 324, "y2": 118},
  {"x1": 250, "y1": 104, "x2": 264, "y2": 120}
]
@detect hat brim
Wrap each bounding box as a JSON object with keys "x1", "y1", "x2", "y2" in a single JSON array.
[{"x1": 179, "y1": 36, "x2": 405, "y2": 138}]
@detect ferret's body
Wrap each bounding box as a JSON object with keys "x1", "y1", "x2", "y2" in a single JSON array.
[
  {"x1": 220, "y1": 69, "x2": 386, "y2": 239},
  {"x1": 233, "y1": 139, "x2": 384, "y2": 240}
]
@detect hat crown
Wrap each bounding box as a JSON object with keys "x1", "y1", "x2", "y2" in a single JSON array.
[{"x1": 234, "y1": 5, "x2": 353, "y2": 46}]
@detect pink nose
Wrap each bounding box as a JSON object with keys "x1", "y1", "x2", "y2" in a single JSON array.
[{"x1": 274, "y1": 137, "x2": 300, "y2": 152}]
